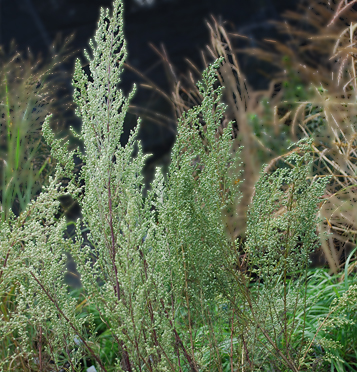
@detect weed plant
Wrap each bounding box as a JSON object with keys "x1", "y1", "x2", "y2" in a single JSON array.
[
  {"x1": 0, "y1": 35, "x2": 79, "y2": 370},
  {"x1": 125, "y1": 0, "x2": 357, "y2": 272},
  {"x1": 0, "y1": 0, "x2": 357, "y2": 371}
]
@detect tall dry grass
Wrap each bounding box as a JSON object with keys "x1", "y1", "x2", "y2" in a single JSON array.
[{"x1": 124, "y1": 0, "x2": 357, "y2": 275}]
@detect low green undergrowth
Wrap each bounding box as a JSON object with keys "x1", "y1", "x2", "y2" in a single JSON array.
[{"x1": 64, "y1": 261, "x2": 357, "y2": 372}]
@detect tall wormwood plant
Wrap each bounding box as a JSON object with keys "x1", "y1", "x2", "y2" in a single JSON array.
[
  {"x1": 1, "y1": 0, "x2": 354, "y2": 371},
  {"x1": 240, "y1": 142, "x2": 330, "y2": 370},
  {"x1": 0, "y1": 1, "x2": 241, "y2": 370}
]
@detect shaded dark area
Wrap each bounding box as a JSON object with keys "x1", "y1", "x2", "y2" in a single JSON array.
[{"x1": 1, "y1": 0, "x2": 298, "y2": 167}]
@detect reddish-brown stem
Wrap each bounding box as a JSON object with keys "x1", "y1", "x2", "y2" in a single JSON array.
[
  {"x1": 63, "y1": 334, "x2": 76, "y2": 371},
  {"x1": 180, "y1": 244, "x2": 196, "y2": 366},
  {"x1": 230, "y1": 309, "x2": 234, "y2": 372},
  {"x1": 29, "y1": 271, "x2": 107, "y2": 372},
  {"x1": 0, "y1": 248, "x2": 12, "y2": 282},
  {"x1": 38, "y1": 325, "x2": 43, "y2": 372},
  {"x1": 106, "y1": 32, "x2": 121, "y2": 306},
  {"x1": 102, "y1": 30, "x2": 132, "y2": 371},
  {"x1": 242, "y1": 334, "x2": 253, "y2": 369},
  {"x1": 47, "y1": 335, "x2": 60, "y2": 372},
  {"x1": 160, "y1": 299, "x2": 200, "y2": 372},
  {"x1": 139, "y1": 247, "x2": 162, "y2": 364}
]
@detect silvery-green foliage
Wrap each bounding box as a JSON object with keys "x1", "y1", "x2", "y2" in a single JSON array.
[
  {"x1": 148, "y1": 56, "x2": 243, "y2": 369},
  {"x1": 65, "y1": 7, "x2": 243, "y2": 366},
  {"x1": 1, "y1": 0, "x2": 351, "y2": 370},
  {"x1": 66, "y1": 0, "x2": 175, "y2": 370},
  {"x1": 0, "y1": 100, "x2": 85, "y2": 372},
  {"x1": 241, "y1": 138, "x2": 330, "y2": 369},
  {"x1": 156, "y1": 56, "x2": 242, "y2": 313},
  {"x1": 63, "y1": 4, "x2": 242, "y2": 367},
  {"x1": 311, "y1": 284, "x2": 357, "y2": 367},
  {"x1": 242, "y1": 282, "x2": 306, "y2": 370},
  {"x1": 244, "y1": 138, "x2": 329, "y2": 281},
  {"x1": 0, "y1": 170, "x2": 88, "y2": 370},
  {"x1": 1, "y1": 0, "x2": 243, "y2": 369}
]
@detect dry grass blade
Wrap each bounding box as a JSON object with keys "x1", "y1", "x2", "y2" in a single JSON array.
[
  {"x1": 123, "y1": 0, "x2": 357, "y2": 273},
  {"x1": 0, "y1": 35, "x2": 77, "y2": 221},
  {"x1": 239, "y1": 0, "x2": 357, "y2": 273}
]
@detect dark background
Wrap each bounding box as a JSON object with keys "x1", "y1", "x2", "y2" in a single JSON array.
[{"x1": 1, "y1": 0, "x2": 299, "y2": 178}]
